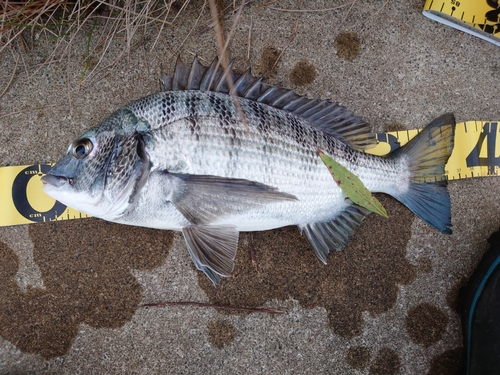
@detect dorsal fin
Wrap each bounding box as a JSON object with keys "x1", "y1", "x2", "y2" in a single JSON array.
[{"x1": 160, "y1": 56, "x2": 376, "y2": 149}]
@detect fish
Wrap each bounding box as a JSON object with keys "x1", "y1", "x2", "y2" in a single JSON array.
[{"x1": 41, "y1": 57, "x2": 456, "y2": 285}]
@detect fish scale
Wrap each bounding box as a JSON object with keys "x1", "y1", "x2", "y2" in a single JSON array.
[{"x1": 42, "y1": 57, "x2": 455, "y2": 285}]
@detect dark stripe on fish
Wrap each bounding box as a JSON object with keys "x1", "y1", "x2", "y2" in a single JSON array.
[{"x1": 209, "y1": 93, "x2": 233, "y2": 126}]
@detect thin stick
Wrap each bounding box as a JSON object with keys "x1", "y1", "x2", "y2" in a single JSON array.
[
  {"x1": 200, "y1": 0, "x2": 254, "y2": 35},
  {"x1": 0, "y1": 52, "x2": 20, "y2": 99},
  {"x1": 0, "y1": 104, "x2": 58, "y2": 120},
  {"x1": 258, "y1": 0, "x2": 280, "y2": 7},
  {"x1": 93, "y1": 0, "x2": 174, "y2": 27},
  {"x1": 246, "y1": 13, "x2": 253, "y2": 65},
  {"x1": 207, "y1": 0, "x2": 250, "y2": 133},
  {"x1": 247, "y1": 232, "x2": 259, "y2": 272},
  {"x1": 141, "y1": 301, "x2": 285, "y2": 315},
  {"x1": 218, "y1": 0, "x2": 226, "y2": 55},
  {"x1": 268, "y1": 3, "x2": 353, "y2": 12},
  {"x1": 173, "y1": 1, "x2": 207, "y2": 56},
  {"x1": 269, "y1": 0, "x2": 303, "y2": 74},
  {"x1": 208, "y1": 0, "x2": 229, "y2": 67},
  {"x1": 66, "y1": 43, "x2": 73, "y2": 117},
  {"x1": 149, "y1": 1, "x2": 175, "y2": 53}
]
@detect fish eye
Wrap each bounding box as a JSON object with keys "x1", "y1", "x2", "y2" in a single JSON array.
[{"x1": 72, "y1": 138, "x2": 93, "y2": 159}]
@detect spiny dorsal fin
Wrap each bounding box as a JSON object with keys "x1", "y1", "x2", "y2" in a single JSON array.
[{"x1": 160, "y1": 56, "x2": 376, "y2": 150}]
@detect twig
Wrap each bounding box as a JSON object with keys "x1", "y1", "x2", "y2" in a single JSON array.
[
  {"x1": 0, "y1": 51, "x2": 20, "y2": 99},
  {"x1": 269, "y1": 0, "x2": 303, "y2": 74},
  {"x1": 173, "y1": 1, "x2": 207, "y2": 56},
  {"x1": 247, "y1": 232, "x2": 259, "y2": 272},
  {"x1": 258, "y1": 0, "x2": 280, "y2": 7},
  {"x1": 208, "y1": 0, "x2": 250, "y2": 133},
  {"x1": 334, "y1": 0, "x2": 357, "y2": 33},
  {"x1": 0, "y1": 104, "x2": 58, "y2": 120},
  {"x1": 93, "y1": 0, "x2": 174, "y2": 27},
  {"x1": 246, "y1": 13, "x2": 253, "y2": 65},
  {"x1": 217, "y1": 0, "x2": 226, "y2": 56},
  {"x1": 141, "y1": 301, "x2": 286, "y2": 315},
  {"x1": 268, "y1": 3, "x2": 353, "y2": 12},
  {"x1": 208, "y1": 0, "x2": 229, "y2": 67},
  {"x1": 200, "y1": 0, "x2": 254, "y2": 35},
  {"x1": 149, "y1": 1, "x2": 175, "y2": 53},
  {"x1": 66, "y1": 43, "x2": 73, "y2": 118}
]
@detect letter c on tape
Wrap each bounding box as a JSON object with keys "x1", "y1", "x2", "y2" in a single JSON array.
[{"x1": 12, "y1": 164, "x2": 67, "y2": 223}]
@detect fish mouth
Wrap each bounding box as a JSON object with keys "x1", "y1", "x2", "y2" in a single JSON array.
[{"x1": 40, "y1": 174, "x2": 69, "y2": 188}]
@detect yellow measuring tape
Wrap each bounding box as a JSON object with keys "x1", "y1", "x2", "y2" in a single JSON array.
[
  {"x1": 423, "y1": 0, "x2": 500, "y2": 46},
  {"x1": 0, "y1": 164, "x2": 90, "y2": 227},
  {"x1": 370, "y1": 121, "x2": 500, "y2": 180},
  {"x1": 1, "y1": 121, "x2": 498, "y2": 227}
]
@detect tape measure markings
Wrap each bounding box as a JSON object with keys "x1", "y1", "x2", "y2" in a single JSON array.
[
  {"x1": 0, "y1": 164, "x2": 91, "y2": 227},
  {"x1": 423, "y1": 0, "x2": 500, "y2": 47}
]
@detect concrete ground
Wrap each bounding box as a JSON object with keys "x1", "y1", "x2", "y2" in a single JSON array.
[{"x1": 1, "y1": 0, "x2": 500, "y2": 373}]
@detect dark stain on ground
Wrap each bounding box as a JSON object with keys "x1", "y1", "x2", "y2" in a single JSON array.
[
  {"x1": 207, "y1": 320, "x2": 237, "y2": 348},
  {"x1": 346, "y1": 346, "x2": 371, "y2": 369},
  {"x1": 200, "y1": 195, "x2": 417, "y2": 339},
  {"x1": 289, "y1": 59, "x2": 317, "y2": 86},
  {"x1": 405, "y1": 302, "x2": 449, "y2": 348},
  {"x1": 384, "y1": 122, "x2": 407, "y2": 132},
  {"x1": 418, "y1": 257, "x2": 433, "y2": 274},
  {"x1": 427, "y1": 347, "x2": 464, "y2": 375},
  {"x1": 254, "y1": 46, "x2": 282, "y2": 78},
  {"x1": 0, "y1": 219, "x2": 173, "y2": 359},
  {"x1": 335, "y1": 32, "x2": 361, "y2": 61},
  {"x1": 369, "y1": 348, "x2": 401, "y2": 375}
]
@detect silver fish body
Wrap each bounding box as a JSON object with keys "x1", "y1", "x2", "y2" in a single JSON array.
[
  {"x1": 116, "y1": 91, "x2": 401, "y2": 229},
  {"x1": 42, "y1": 57, "x2": 455, "y2": 284}
]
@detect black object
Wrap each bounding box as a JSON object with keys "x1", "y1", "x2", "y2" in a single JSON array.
[{"x1": 458, "y1": 229, "x2": 500, "y2": 374}]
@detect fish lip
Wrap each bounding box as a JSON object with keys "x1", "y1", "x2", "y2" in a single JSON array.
[{"x1": 41, "y1": 174, "x2": 69, "y2": 188}]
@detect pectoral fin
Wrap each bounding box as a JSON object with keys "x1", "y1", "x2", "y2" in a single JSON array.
[
  {"x1": 160, "y1": 172, "x2": 297, "y2": 225},
  {"x1": 182, "y1": 225, "x2": 239, "y2": 285}
]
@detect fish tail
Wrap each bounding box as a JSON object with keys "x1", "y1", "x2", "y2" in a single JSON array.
[{"x1": 390, "y1": 113, "x2": 456, "y2": 234}]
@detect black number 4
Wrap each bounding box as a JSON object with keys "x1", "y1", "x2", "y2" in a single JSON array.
[{"x1": 465, "y1": 122, "x2": 500, "y2": 175}]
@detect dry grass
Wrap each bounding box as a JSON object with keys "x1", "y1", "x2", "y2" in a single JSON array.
[
  {"x1": 0, "y1": 1, "x2": 193, "y2": 85},
  {"x1": 1, "y1": 0, "x2": 288, "y2": 91}
]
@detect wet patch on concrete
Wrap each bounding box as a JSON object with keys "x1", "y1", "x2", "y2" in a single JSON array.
[
  {"x1": 384, "y1": 122, "x2": 407, "y2": 132},
  {"x1": 290, "y1": 59, "x2": 317, "y2": 86},
  {"x1": 335, "y1": 32, "x2": 361, "y2": 61},
  {"x1": 207, "y1": 320, "x2": 237, "y2": 349},
  {"x1": 200, "y1": 195, "x2": 417, "y2": 339},
  {"x1": 346, "y1": 346, "x2": 371, "y2": 369},
  {"x1": 405, "y1": 302, "x2": 449, "y2": 348},
  {"x1": 427, "y1": 347, "x2": 464, "y2": 375},
  {"x1": 369, "y1": 348, "x2": 401, "y2": 375},
  {"x1": 254, "y1": 46, "x2": 282, "y2": 78},
  {"x1": 0, "y1": 219, "x2": 173, "y2": 358}
]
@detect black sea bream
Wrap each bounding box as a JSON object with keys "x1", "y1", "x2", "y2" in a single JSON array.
[{"x1": 42, "y1": 57, "x2": 455, "y2": 284}]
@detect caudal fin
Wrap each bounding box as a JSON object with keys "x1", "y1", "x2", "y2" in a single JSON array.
[{"x1": 391, "y1": 113, "x2": 455, "y2": 234}]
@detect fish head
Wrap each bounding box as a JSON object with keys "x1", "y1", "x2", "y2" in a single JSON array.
[{"x1": 42, "y1": 109, "x2": 152, "y2": 219}]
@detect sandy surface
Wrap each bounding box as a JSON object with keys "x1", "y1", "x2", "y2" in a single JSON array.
[{"x1": 1, "y1": 0, "x2": 500, "y2": 373}]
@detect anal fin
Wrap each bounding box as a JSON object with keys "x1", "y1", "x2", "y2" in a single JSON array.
[
  {"x1": 299, "y1": 205, "x2": 371, "y2": 264},
  {"x1": 182, "y1": 225, "x2": 239, "y2": 285}
]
